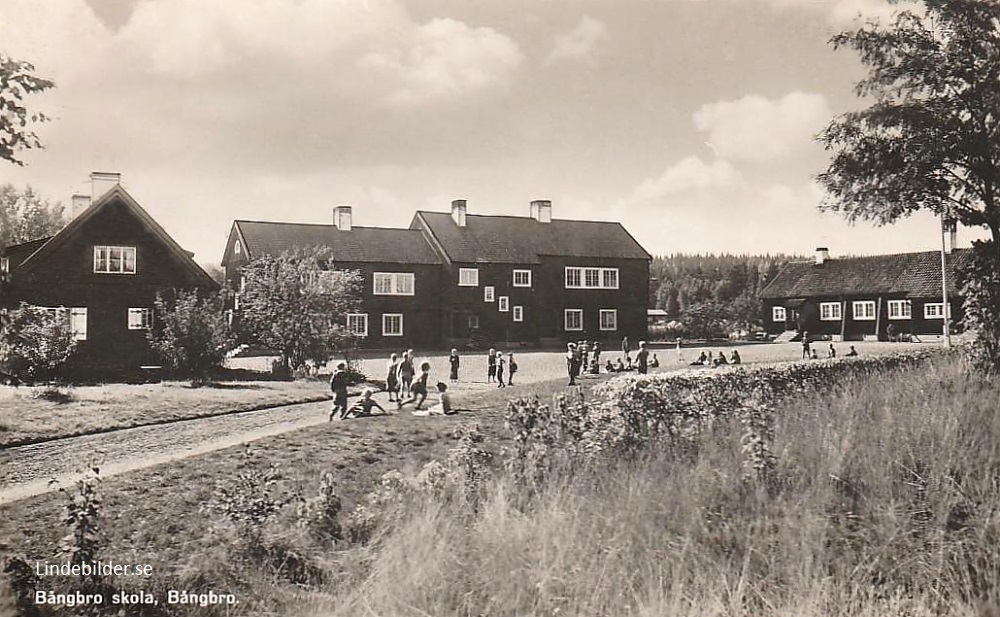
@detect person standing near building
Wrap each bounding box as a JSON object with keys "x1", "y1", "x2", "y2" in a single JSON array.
[
  {"x1": 386, "y1": 353, "x2": 399, "y2": 403},
  {"x1": 448, "y1": 349, "x2": 460, "y2": 382},
  {"x1": 487, "y1": 348, "x2": 497, "y2": 384},
  {"x1": 621, "y1": 336, "x2": 631, "y2": 363},
  {"x1": 496, "y1": 351, "x2": 506, "y2": 388},
  {"x1": 801, "y1": 332, "x2": 811, "y2": 360},
  {"x1": 566, "y1": 342, "x2": 579, "y2": 386},
  {"x1": 507, "y1": 352, "x2": 517, "y2": 386},
  {"x1": 636, "y1": 340, "x2": 650, "y2": 374},
  {"x1": 397, "y1": 351, "x2": 415, "y2": 400}
]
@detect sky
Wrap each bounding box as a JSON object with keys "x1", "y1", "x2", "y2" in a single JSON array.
[{"x1": 0, "y1": 0, "x2": 978, "y2": 266}]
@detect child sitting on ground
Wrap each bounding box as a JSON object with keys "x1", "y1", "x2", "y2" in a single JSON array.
[
  {"x1": 414, "y1": 382, "x2": 454, "y2": 416},
  {"x1": 344, "y1": 388, "x2": 387, "y2": 419}
]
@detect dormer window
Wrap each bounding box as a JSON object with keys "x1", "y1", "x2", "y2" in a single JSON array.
[{"x1": 94, "y1": 246, "x2": 137, "y2": 274}]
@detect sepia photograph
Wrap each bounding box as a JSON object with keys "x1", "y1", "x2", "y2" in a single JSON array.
[{"x1": 2, "y1": 0, "x2": 999, "y2": 615}]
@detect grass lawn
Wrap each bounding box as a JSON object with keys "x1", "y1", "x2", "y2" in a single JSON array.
[{"x1": 0, "y1": 380, "x2": 328, "y2": 447}]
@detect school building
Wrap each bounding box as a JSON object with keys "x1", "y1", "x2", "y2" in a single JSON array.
[{"x1": 221, "y1": 199, "x2": 651, "y2": 349}]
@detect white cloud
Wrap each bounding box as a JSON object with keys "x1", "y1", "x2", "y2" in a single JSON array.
[
  {"x1": 546, "y1": 15, "x2": 608, "y2": 63},
  {"x1": 629, "y1": 156, "x2": 740, "y2": 203},
  {"x1": 361, "y1": 18, "x2": 524, "y2": 106},
  {"x1": 693, "y1": 92, "x2": 831, "y2": 163}
]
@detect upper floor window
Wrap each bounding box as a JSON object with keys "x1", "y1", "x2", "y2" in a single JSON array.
[
  {"x1": 127, "y1": 307, "x2": 152, "y2": 330},
  {"x1": 484, "y1": 286, "x2": 495, "y2": 302},
  {"x1": 888, "y1": 299, "x2": 912, "y2": 320},
  {"x1": 853, "y1": 300, "x2": 876, "y2": 321},
  {"x1": 458, "y1": 268, "x2": 479, "y2": 287},
  {"x1": 513, "y1": 269, "x2": 532, "y2": 287},
  {"x1": 819, "y1": 302, "x2": 842, "y2": 321},
  {"x1": 374, "y1": 272, "x2": 415, "y2": 296},
  {"x1": 565, "y1": 267, "x2": 619, "y2": 289},
  {"x1": 234, "y1": 240, "x2": 241, "y2": 255},
  {"x1": 513, "y1": 305, "x2": 524, "y2": 322},
  {"x1": 94, "y1": 246, "x2": 136, "y2": 274},
  {"x1": 498, "y1": 296, "x2": 510, "y2": 312}
]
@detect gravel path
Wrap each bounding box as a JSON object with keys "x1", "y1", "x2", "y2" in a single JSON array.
[{"x1": 0, "y1": 399, "x2": 332, "y2": 506}]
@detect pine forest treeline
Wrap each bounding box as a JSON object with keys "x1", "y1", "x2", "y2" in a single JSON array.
[{"x1": 649, "y1": 253, "x2": 805, "y2": 338}]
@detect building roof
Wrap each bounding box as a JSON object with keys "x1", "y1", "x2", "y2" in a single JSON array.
[
  {"x1": 233, "y1": 220, "x2": 442, "y2": 265},
  {"x1": 413, "y1": 211, "x2": 652, "y2": 264},
  {"x1": 760, "y1": 249, "x2": 974, "y2": 300},
  {"x1": 0, "y1": 236, "x2": 53, "y2": 269}
]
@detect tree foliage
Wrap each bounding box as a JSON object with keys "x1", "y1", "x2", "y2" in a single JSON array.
[
  {"x1": 236, "y1": 248, "x2": 363, "y2": 372},
  {"x1": 0, "y1": 54, "x2": 54, "y2": 166},
  {"x1": 0, "y1": 184, "x2": 64, "y2": 248},
  {"x1": 0, "y1": 303, "x2": 77, "y2": 384},
  {"x1": 818, "y1": 0, "x2": 1000, "y2": 245},
  {"x1": 149, "y1": 290, "x2": 234, "y2": 383}
]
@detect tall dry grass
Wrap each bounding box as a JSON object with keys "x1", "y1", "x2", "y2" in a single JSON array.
[{"x1": 317, "y1": 356, "x2": 1000, "y2": 617}]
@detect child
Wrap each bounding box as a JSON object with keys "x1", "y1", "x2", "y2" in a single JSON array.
[
  {"x1": 828, "y1": 344, "x2": 837, "y2": 358},
  {"x1": 729, "y1": 349, "x2": 742, "y2": 365},
  {"x1": 396, "y1": 351, "x2": 415, "y2": 400},
  {"x1": 713, "y1": 351, "x2": 728, "y2": 367},
  {"x1": 605, "y1": 359, "x2": 615, "y2": 373},
  {"x1": 487, "y1": 349, "x2": 497, "y2": 383},
  {"x1": 846, "y1": 345, "x2": 858, "y2": 357},
  {"x1": 328, "y1": 362, "x2": 349, "y2": 421},
  {"x1": 421, "y1": 382, "x2": 453, "y2": 416},
  {"x1": 616, "y1": 357, "x2": 626, "y2": 372},
  {"x1": 449, "y1": 349, "x2": 460, "y2": 382},
  {"x1": 810, "y1": 349, "x2": 819, "y2": 360},
  {"x1": 566, "y1": 342, "x2": 579, "y2": 385},
  {"x1": 507, "y1": 352, "x2": 517, "y2": 386},
  {"x1": 650, "y1": 353, "x2": 660, "y2": 368},
  {"x1": 344, "y1": 388, "x2": 387, "y2": 419},
  {"x1": 496, "y1": 352, "x2": 506, "y2": 388},
  {"x1": 636, "y1": 340, "x2": 650, "y2": 374},
  {"x1": 386, "y1": 353, "x2": 399, "y2": 403},
  {"x1": 399, "y1": 361, "x2": 431, "y2": 410}
]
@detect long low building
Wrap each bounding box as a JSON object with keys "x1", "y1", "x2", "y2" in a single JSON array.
[
  {"x1": 760, "y1": 246, "x2": 968, "y2": 342},
  {"x1": 221, "y1": 199, "x2": 651, "y2": 349}
]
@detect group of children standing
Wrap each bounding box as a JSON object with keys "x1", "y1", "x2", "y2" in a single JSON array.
[
  {"x1": 485, "y1": 349, "x2": 518, "y2": 388},
  {"x1": 329, "y1": 351, "x2": 453, "y2": 421}
]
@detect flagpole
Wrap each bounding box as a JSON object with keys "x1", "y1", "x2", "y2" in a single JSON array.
[{"x1": 940, "y1": 213, "x2": 952, "y2": 348}]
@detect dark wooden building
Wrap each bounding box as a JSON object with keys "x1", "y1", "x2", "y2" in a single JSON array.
[
  {"x1": 221, "y1": 206, "x2": 443, "y2": 348},
  {"x1": 410, "y1": 200, "x2": 651, "y2": 347},
  {"x1": 221, "y1": 199, "x2": 651, "y2": 349},
  {"x1": 0, "y1": 174, "x2": 219, "y2": 375},
  {"x1": 760, "y1": 247, "x2": 970, "y2": 342}
]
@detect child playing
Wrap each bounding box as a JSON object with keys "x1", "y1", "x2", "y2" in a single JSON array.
[
  {"x1": 344, "y1": 388, "x2": 387, "y2": 419},
  {"x1": 398, "y1": 361, "x2": 431, "y2": 410},
  {"x1": 487, "y1": 349, "x2": 497, "y2": 383},
  {"x1": 328, "y1": 362, "x2": 349, "y2": 421},
  {"x1": 414, "y1": 382, "x2": 454, "y2": 416},
  {"x1": 507, "y1": 352, "x2": 517, "y2": 386},
  {"x1": 496, "y1": 352, "x2": 506, "y2": 388}
]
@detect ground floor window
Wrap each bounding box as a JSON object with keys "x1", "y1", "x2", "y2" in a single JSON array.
[
  {"x1": 852, "y1": 300, "x2": 876, "y2": 321},
  {"x1": 382, "y1": 313, "x2": 403, "y2": 336},
  {"x1": 564, "y1": 309, "x2": 583, "y2": 331},
  {"x1": 347, "y1": 313, "x2": 368, "y2": 337},
  {"x1": 819, "y1": 302, "x2": 841, "y2": 321},
  {"x1": 887, "y1": 299, "x2": 911, "y2": 320},
  {"x1": 924, "y1": 302, "x2": 951, "y2": 319},
  {"x1": 599, "y1": 309, "x2": 618, "y2": 331},
  {"x1": 127, "y1": 307, "x2": 152, "y2": 330},
  {"x1": 772, "y1": 306, "x2": 786, "y2": 322}
]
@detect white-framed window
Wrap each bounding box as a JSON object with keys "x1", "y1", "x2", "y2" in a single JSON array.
[
  {"x1": 458, "y1": 268, "x2": 479, "y2": 287},
  {"x1": 69, "y1": 307, "x2": 87, "y2": 341},
  {"x1": 373, "y1": 272, "x2": 415, "y2": 296},
  {"x1": 347, "y1": 313, "x2": 369, "y2": 337},
  {"x1": 513, "y1": 306, "x2": 523, "y2": 322},
  {"x1": 599, "y1": 309, "x2": 618, "y2": 331},
  {"x1": 0, "y1": 257, "x2": 8, "y2": 274},
  {"x1": 887, "y1": 300, "x2": 912, "y2": 320},
  {"x1": 484, "y1": 286, "x2": 495, "y2": 302},
  {"x1": 819, "y1": 302, "x2": 842, "y2": 321},
  {"x1": 565, "y1": 267, "x2": 619, "y2": 289},
  {"x1": 382, "y1": 313, "x2": 403, "y2": 336},
  {"x1": 94, "y1": 246, "x2": 136, "y2": 274},
  {"x1": 564, "y1": 309, "x2": 583, "y2": 331},
  {"x1": 924, "y1": 302, "x2": 952, "y2": 319},
  {"x1": 127, "y1": 307, "x2": 152, "y2": 330},
  {"x1": 498, "y1": 296, "x2": 510, "y2": 312},
  {"x1": 234, "y1": 240, "x2": 241, "y2": 255},
  {"x1": 513, "y1": 269, "x2": 532, "y2": 287},
  {"x1": 772, "y1": 306, "x2": 786, "y2": 322},
  {"x1": 853, "y1": 300, "x2": 876, "y2": 321},
  {"x1": 468, "y1": 314, "x2": 480, "y2": 329}
]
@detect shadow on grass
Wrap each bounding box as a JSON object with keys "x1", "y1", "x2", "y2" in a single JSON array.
[{"x1": 183, "y1": 382, "x2": 266, "y2": 390}]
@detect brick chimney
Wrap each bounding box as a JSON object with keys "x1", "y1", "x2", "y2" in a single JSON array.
[
  {"x1": 530, "y1": 199, "x2": 552, "y2": 223},
  {"x1": 90, "y1": 172, "x2": 121, "y2": 201},
  {"x1": 814, "y1": 247, "x2": 830, "y2": 265},
  {"x1": 71, "y1": 193, "x2": 91, "y2": 219},
  {"x1": 944, "y1": 218, "x2": 958, "y2": 254},
  {"x1": 451, "y1": 199, "x2": 467, "y2": 227},
  {"x1": 333, "y1": 205, "x2": 353, "y2": 231}
]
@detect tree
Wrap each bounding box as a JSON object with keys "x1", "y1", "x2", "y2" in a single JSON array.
[
  {"x1": 0, "y1": 303, "x2": 77, "y2": 384},
  {"x1": 236, "y1": 248, "x2": 363, "y2": 373},
  {"x1": 818, "y1": 0, "x2": 1000, "y2": 247},
  {"x1": 0, "y1": 54, "x2": 54, "y2": 166},
  {"x1": 149, "y1": 290, "x2": 234, "y2": 384},
  {"x1": 0, "y1": 184, "x2": 65, "y2": 248}
]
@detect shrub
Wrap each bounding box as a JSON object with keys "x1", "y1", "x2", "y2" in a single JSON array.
[
  {"x1": 149, "y1": 289, "x2": 234, "y2": 385},
  {"x1": 958, "y1": 240, "x2": 1000, "y2": 375},
  {"x1": 0, "y1": 303, "x2": 77, "y2": 385}
]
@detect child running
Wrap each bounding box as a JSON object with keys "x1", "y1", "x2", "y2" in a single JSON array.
[
  {"x1": 398, "y1": 361, "x2": 431, "y2": 410},
  {"x1": 328, "y1": 362, "x2": 349, "y2": 421}
]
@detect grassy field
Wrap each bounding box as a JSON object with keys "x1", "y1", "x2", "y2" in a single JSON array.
[{"x1": 0, "y1": 380, "x2": 327, "y2": 447}]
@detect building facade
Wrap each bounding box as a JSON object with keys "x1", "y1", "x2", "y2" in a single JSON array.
[
  {"x1": 760, "y1": 247, "x2": 969, "y2": 342},
  {"x1": 0, "y1": 174, "x2": 219, "y2": 376},
  {"x1": 221, "y1": 199, "x2": 651, "y2": 349}
]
